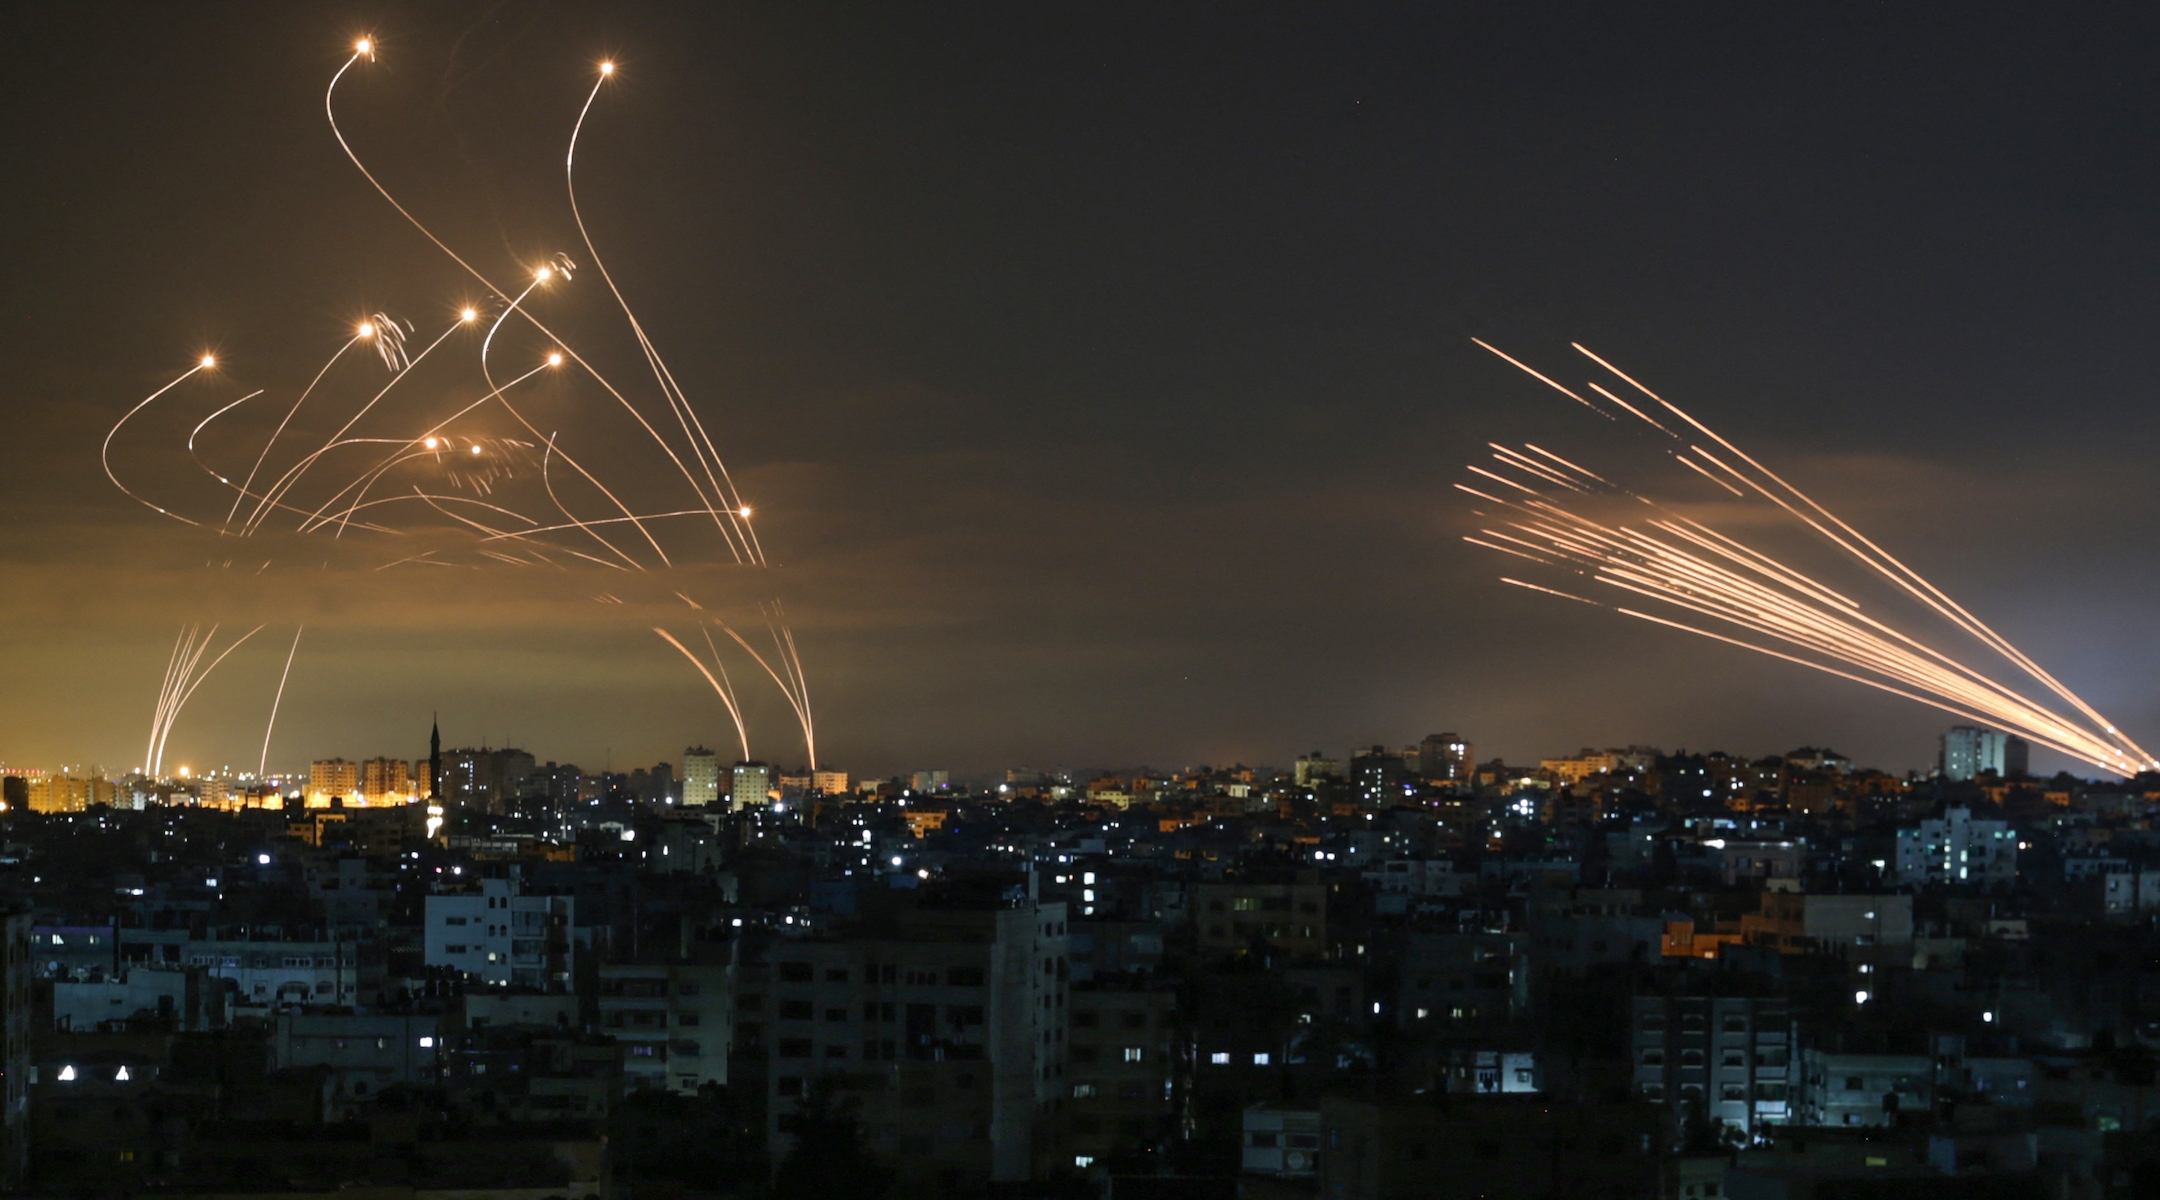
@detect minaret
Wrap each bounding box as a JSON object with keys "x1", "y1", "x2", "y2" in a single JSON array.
[{"x1": 429, "y1": 715, "x2": 442, "y2": 802}]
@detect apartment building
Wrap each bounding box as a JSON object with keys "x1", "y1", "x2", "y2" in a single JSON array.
[
  {"x1": 758, "y1": 886, "x2": 1069, "y2": 1185},
  {"x1": 1632, "y1": 994, "x2": 1797, "y2": 1136},
  {"x1": 423, "y1": 869, "x2": 575, "y2": 990},
  {"x1": 598, "y1": 960, "x2": 734, "y2": 1094},
  {"x1": 1065, "y1": 981, "x2": 1177, "y2": 1170}
]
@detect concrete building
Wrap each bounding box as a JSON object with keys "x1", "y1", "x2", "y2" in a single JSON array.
[
  {"x1": 1350, "y1": 746, "x2": 1408, "y2": 806},
  {"x1": 358, "y1": 757, "x2": 413, "y2": 804},
  {"x1": 307, "y1": 759, "x2": 360, "y2": 807},
  {"x1": 911, "y1": 769, "x2": 950, "y2": 793},
  {"x1": 1291, "y1": 753, "x2": 1340, "y2": 788},
  {"x1": 1241, "y1": 1104, "x2": 1322, "y2": 1178},
  {"x1": 162, "y1": 934, "x2": 379, "y2": 1011},
  {"x1": 422, "y1": 869, "x2": 575, "y2": 990},
  {"x1": 1417, "y1": 733, "x2": 1473, "y2": 783},
  {"x1": 731, "y1": 761, "x2": 774, "y2": 810},
  {"x1": 1192, "y1": 872, "x2": 1326, "y2": 960},
  {"x1": 682, "y1": 747, "x2": 720, "y2": 807},
  {"x1": 52, "y1": 967, "x2": 219, "y2": 1033},
  {"x1": 1798, "y1": 1051, "x2": 1933, "y2": 1127},
  {"x1": 1066, "y1": 982, "x2": 1176, "y2": 1169},
  {"x1": 28, "y1": 774, "x2": 115, "y2": 814},
  {"x1": 1894, "y1": 806, "x2": 2017, "y2": 888},
  {"x1": 812, "y1": 769, "x2": 850, "y2": 795},
  {"x1": 753, "y1": 886, "x2": 1069, "y2": 1186},
  {"x1": 1632, "y1": 994, "x2": 1796, "y2": 1135},
  {"x1": 1941, "y1": 726, "x2": 2007, "y2": 781},
  {"x1": 1397, "y1": 932, "x2": 1527, "y2": 1026},
  {"x1": 437, "y1": 747, "x2": 536, "y2": 813},
  {"x1": 598, "y1": 961, "x2": 734, "y2": 1095},
  {"x1": 272, "y1": 1011, "x2": 443, "y2": 1118}
]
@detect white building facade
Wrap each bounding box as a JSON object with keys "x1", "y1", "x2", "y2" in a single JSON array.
[
  {"x1": 1894, "y1": 807, "x2": 2017, "y2": 888},
  {"x1": 423, "y1": 873, "x2": 574, "y2": 990}
]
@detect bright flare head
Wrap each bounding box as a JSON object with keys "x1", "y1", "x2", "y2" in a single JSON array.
[
  {"x1": 600, "y1": 61, "x2": 615, "y2": 75},
  {"x1": 470, "y1": 445, "x2": 483, "y2": 456},
  {"x1": 460, "y1": 307, "x2": 478, "y2": 323},
  {"x1": 199, "y1": 354, "x2": 216, "y2": 369},
  {"x1": 423, "y1": 437, "x2": 439, "y2": 450},
  {"x1": 535, "y1": 267, "x2": 553, "y2": 282},
  {"x1": 355, "y1": 38, "x2": 372, "y2": 55},
  {"x1": 357, "y1": 322, "x2": 374, "y2": 338},
  {"x1": 547, "y1": 352, "x2": 564, "y2": 366},
  {"x1": 738, "y1": 505, "x2": 753, "y2": 518}
]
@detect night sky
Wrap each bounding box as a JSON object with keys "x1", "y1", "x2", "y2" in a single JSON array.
[{"x1": 4, "y1": 3, "x2": 2158, "y2": 780}]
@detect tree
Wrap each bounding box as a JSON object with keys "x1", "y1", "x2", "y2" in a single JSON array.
[{"x1": 770, "y1": 1078, "x2": 890, "y2": 1200}]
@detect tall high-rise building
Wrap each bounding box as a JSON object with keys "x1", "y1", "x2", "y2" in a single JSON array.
[
  {"x1": 359, "y1": 758, "x2": 413, "y2": 805},
  {"x1": 756, "y1": 884, "x2": 1068, "y2": 1186},
  {"x1": 732, "y1": 761, "x2": 774, "y2": 811},
  {"x1": 26, "y1": 775, "x2": 115, "y2": 814},
  {"x1": 308, "y1": 759, "x2": 361, "y2": 807},
  {"x1": 1419, "y1": 733, "x2": 1473, "y2": 782},
  {"x1": 682, "y1": 747, "x2": 720, "y2": 807},
  {"x1": 2004, "y1": 735, "x2": 2031, "y2": 779},
  {"x1": 1941, "y1": 727, "x2": 2008, "y2": 781},
  {"x1": 437, "y1": 747, "x2": 537, "y2": 813},
  {"x1": 1350, "y1": 745, "x2": 1406, "y2": 805},
  {"x1": 628, "y1": 761, "x2": 675, "y2": 804},
  {"x1": 1292, "y1": 752, "x2": 1340, "y2": 788}
]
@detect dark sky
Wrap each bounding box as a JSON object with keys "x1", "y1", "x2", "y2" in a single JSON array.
[{"x1": 3, "y1": 2, "x2": 2158, "y2": 781}]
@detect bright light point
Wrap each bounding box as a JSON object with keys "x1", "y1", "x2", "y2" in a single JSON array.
[
  {"x1": 460, "y1": 308, "x2": 478, "y2": 322},
  {"x1": 355, "y1": 39, "x2": 372, "y2": 55},
  {"x1": 357, "y1": 322, "x2": 374, "y2": 338},
  {"x1": 423, "y1": 437, "x2": 439, "y2": 450},
  {"x1": 547, "y1": 352, "x2": 564, "y2": 366},
  {"x1": 1854, "y1": 990, "x2": 1870, "y2": 1004},
  {"x1": 256, "y1": 853, "x2": 270, "y2": 865},
  {"x1": 738, "y1": 505, "x2": 753, "y2": 518},
  {"x1": 600, "y1": 62, "x2": 614, "y2": 75},
  {"x1": 470, "y1": 445, "x2": 483, "y2": 455},
  {"x1": 535, "y1": 267, "x2": 553, "y2": 282},
  {"x1": 200, "y1": 355, "x2": 216, "y2": 369}
]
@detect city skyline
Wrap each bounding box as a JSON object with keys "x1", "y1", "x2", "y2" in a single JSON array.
[{"x1": 6, "y1": 5, "x2": 2160, "y2": 778}]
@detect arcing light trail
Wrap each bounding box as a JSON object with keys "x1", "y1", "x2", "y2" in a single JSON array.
[
  {"x1": 144, "y1": 624, "x2": 264, "y2": 778},
  {"x1": 1464, "y1": 341, "x2": 2154, "y2": 778},
  {"x1": 104, "y1": 36, "x2": 816, "y2": 776}
]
